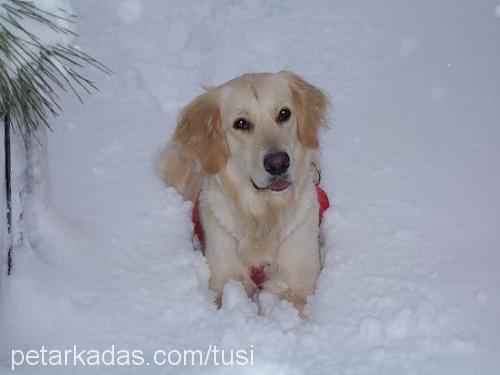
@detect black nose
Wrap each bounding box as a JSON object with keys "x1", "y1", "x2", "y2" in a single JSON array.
[{"x1": 263, "y1": 151, "x2": 290, "y2": 176}]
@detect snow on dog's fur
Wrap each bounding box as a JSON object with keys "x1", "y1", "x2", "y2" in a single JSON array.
[{"x1": 160, "y1": 71, "x2": 328, "y2": 313}]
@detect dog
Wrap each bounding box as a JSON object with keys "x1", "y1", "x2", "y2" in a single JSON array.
[{"x1": 159, "y1": 71, "x2": 329, "y2": 313}]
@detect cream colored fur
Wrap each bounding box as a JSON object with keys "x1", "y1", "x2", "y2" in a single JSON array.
[{"x1": 159, "y1": 71, "x2": 328, "y2": 313}]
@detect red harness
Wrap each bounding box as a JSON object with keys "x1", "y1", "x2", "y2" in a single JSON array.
[{"x1": 192, "y1": 186, "x2": 330, "y2": 288}]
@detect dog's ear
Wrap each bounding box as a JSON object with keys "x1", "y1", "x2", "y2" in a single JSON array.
[
  {"x1": 174, "y1": 91, "x2": 229, "y2": 174},
  {"x1": 283, "y1": 71, "x2": 328, "y2": 149}
]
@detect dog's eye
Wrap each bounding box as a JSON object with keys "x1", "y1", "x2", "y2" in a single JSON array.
[
  {"x1": 233, "y1": 118, "x2": 251, "y2": 131},
  {"x1": 277, "y1": 108, "x2": 291, "y2": 123}
]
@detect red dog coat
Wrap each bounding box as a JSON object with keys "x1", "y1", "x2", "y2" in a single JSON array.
[{"x1": 193, "y1": 186, "x2": 330, "y2": 287}]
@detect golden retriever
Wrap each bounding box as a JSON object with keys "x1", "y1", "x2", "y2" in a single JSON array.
[{"x1": 159, "y1": 71, "x2": 328, "y2": 313}]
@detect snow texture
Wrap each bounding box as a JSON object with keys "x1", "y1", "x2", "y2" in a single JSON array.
[{"x1": 1, "y1": 0, "x2": 500, "y2": 374}]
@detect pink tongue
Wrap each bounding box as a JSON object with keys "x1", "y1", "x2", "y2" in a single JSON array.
[{"x1": 268, "y1": 180, "x2": 290, "y2": 191}]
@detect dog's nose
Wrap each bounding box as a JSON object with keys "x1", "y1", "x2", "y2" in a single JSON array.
[{"x1": 263, "y1": 151, "x2": 290, "y2": 176}]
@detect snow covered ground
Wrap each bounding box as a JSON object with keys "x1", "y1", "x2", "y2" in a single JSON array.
[{"x1": 1, "y1": 0, "x2": 500, "y2": 373}]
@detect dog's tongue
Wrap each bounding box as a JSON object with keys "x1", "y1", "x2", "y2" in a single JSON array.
[{"x1": 267, "y1": 180, "x2": 290, "y2": 191}]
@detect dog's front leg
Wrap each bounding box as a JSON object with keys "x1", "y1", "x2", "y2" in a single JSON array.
[
  {"x1": 272, "y1": 214, "x2": 321, "y2": 314},
  {"x1": 202, "y1": 209, "x2": 257, "y2": 307}
]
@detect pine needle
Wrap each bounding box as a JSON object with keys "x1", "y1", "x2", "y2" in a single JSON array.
[{"x1": 0, "y1": 0, "x2": 111, "y2": 136}]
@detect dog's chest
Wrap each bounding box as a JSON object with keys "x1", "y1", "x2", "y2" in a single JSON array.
[
  {"x1": 202, "y1": 181, "x2": 317, "y2": 267},
  {"x1": 236, "y1": 224, "x2": 282, "y2": 267}
]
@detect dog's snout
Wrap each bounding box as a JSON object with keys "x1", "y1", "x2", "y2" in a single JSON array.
[{"x1": 263, "y1": 151, "x2": 290, "y2": 176}]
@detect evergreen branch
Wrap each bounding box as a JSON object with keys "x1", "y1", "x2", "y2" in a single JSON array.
[
  {"x1": 3, "y1": 1, "x2": 76, "y2": 37},
  {"x1": 0, "y1": 0, "x2": 111, "y2": 135}
]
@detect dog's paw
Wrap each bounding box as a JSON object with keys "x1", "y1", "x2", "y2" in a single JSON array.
[
  {"x1": 279, "y1": 290, "x2": 308, "y2": 318},
  {"x1": 214, "y1": 293, "x2": 222, "y2": 309}
]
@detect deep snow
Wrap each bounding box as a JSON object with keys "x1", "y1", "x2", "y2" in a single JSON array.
[{"x1": 1, "y1": 0, "x2": 500, "y2": 374}]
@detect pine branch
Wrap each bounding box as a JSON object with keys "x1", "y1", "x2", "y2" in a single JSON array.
[{"x1": 0, "y1": 0, "x2": 111, "y2": 136}]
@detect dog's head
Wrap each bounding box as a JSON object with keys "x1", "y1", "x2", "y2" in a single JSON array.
[{"x1": 174, "y1": 71, "x2": 328, "y2": 193}]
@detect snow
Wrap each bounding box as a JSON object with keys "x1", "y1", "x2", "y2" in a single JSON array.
[
  {"x1": 1, "y1": 0, "x2": 500, "y2": 374},
  {"x1": 117, "y1": 0, "x2": 142, "y2": 23}
]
